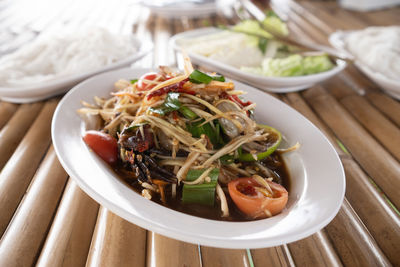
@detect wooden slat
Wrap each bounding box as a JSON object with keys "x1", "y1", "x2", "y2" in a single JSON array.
[
  {"x1": 0, "y1": 99, "x2": 57, "y2": 237},
  {"x1": 325, "y1": 199, "x2": 390, "y2": 266},
  {"x1": 296, "y1": 1, "x2": 365, "y2": 31},
  {"x1": 342, "y1": 158, "x2": 400, "y2": 265},
  {"x1": 0, "y1": 101, "x2": 18, "y2": 130},
  {"x1": 201, "y1": 247, "x2": 250, "y2": 267},
  {"x1": 282, "y1": 92, "x2": 345, "y2": 156},
  {"x1": 340, "y1": 95, "x2": 400, "y2": 161},
  {"x1": 322, "y1": 77, "x2": 400, "y2": 162},
  {"x1": 0, "y1": 102, "x2": 43, "y2": 170},
  {"x1": 366, "y1": 92, "x2": 400, "y2": 128},
  {"x1": 86, "y1": 207, "x2": 146, "y2": 267},
  {"x1": 282, "y1": 83, "x2": 400, "y2": 265},
  {"x1": 146, "y1": 232, "x2": 201, "y2": 267},
  {"x1": 302, "y1": 86, "x2": 400, "y2": 209},
  {"x1": 36, "y1": 180, "x2": 99, "y2": 267},
  {"x1": 251, "y1": 245, "x2": 295, "y2": 267},
  {"x1": 0, "y1": 146, "x2": 68, "y2": 267},
  {"x1": 321, "y1": 75, "x2": 359, "y2": 100},
  {"x1": 288, "y1": 231, "x2": 342, "y2": 266},
  {"x1": 359, "y1": 7, "x2": 400, "y2": 26}
]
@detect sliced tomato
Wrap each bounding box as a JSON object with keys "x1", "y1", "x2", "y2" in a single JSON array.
[
  {"x1": 83, "y1": 130, "x2": 118, "y2": 165},
  {"x1": 228, "y1": 177, "x2": 288, "y2": 219},
  {"x1": 136, "y1": 72, "x2": 162, "y2": 91}
]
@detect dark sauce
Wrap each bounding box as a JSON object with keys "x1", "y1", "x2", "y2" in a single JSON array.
[{"x1": 114, "y1": 153, "x2": 290, "y2": 222}]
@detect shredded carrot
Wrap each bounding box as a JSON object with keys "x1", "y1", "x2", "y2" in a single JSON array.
[{"x1": 153, "y1": 179, "x2": 168, "y2": 204}]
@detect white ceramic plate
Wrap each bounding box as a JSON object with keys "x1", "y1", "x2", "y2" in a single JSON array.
[
  {"x1": 170, "y1": 27, "x2": 347, "y2": 93},
  {"x1": 142, "y1": 0, "x2": 234, "y2": 18},
  {"x1": 329, "y1": 31, "x2": 400, "y2": 100},
  {"x1": 0, "y1": 39, "x2": 152, "y2": 103},
  {"x1": 52, "y1": 67, "x2": 345, "y2": 248}
]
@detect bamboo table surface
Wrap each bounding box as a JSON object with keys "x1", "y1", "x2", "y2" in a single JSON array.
[{"x1": 0, "y1": 0, "x2": 399, "y2": 266}]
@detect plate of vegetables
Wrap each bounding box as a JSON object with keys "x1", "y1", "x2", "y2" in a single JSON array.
[
  {"x1": 52, "y1": 59, "x2": 345, "y2": 248},
  {"x1": 171, "y1": 14, "x2": 346, "y2": 92}
]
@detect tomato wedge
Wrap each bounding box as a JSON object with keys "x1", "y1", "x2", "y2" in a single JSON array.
[
  {"x1": 83, "y1": 130, "x2": 118, "y2": 165},
  {"x1": 228, "y1": 177, "x2": 288, "y2": 219},
  {"x1": 136, "y1": 72, "x2": 162, "y2": 91}
]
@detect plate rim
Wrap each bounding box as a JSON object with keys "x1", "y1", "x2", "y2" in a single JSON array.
[{"x1": 52, "y1": 67, "x2": 346, "y2": 248}]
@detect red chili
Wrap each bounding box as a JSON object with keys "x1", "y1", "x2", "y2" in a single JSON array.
[
  {"x1": 172, "y1": 111, "x2": 179, "y2": 121},
  {"x1": 230, "y1": 95, "x2": 252, "y2": 107},
  {"x1": 147, "y1": 79, "x2": 189, "y2": 100}
]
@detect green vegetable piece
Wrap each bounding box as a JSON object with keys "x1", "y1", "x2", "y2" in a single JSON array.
[
  {"x1": 263, "y1": 54, "x2": 334, "y2": 77},
  {"x1": 220, "y1": 154, "x2": 235, "y2": 165},
  {"x1": 258, "y1": 38, "x2": 268, "y2": 54},
  {"x1": 130, "y1": 79, "x2": 138, "y2": 84},
  {"x1": 265, "y1": 10, "x2": 278, "y2": 18},
  {"x1": 189, "y1": 70, "x2": 213, "y2": 84},
  {"x1": 182, "y1": 168, "x2": 220, "y2": 206},
  {"x1": 186, "y1": 119, "x2": 224, "y2": 148},
  {"x1": 238, "y1": 124, "x2": 282, "y2": 162},
  {"x1": 302, "y1": 55, "x2": 334, "y2": 75},
  {"x1": 179, "y1": 106, "x2": 198, "y2": 120},
  {"x1": 242, "y1": 54, "x2": 335, "y2": 77},
  {"x1": 233, "y1": 20, "x2": 273, "y2": 39},
  {"x1": 263, "y1": 54, "x2": 304, "y2": 76},
  {"x1": 149, "y1": 92, "x2": 181, "y2": 116},
  {"x1": 186, "y1": 168, "x2": 219, "y2": 182},
  {"x1": 189, "y1": 70, "x2": 225, "y2": 84},
  {"x1": 262, "y1": 14, "x2": 289, "y2": 36},
  {"x1": 211, "y1": 75, "x2": 225, "y2": 82},
  {"x1": 182, "y1": 184, "x2": 216, "y2": 206}
]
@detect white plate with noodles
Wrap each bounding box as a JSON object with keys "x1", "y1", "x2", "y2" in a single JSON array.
[
  {"x1": 52, "y1": 65, "x2": 345, "y2": 248},
  {"x1": 171, "y1": 27, "x2": 347, "y2": 93},
  {"x1": 329, "y1": 29, "x2": 400, "y2": 100},
  {"x1": 0, "y1": 29, "x2": 152, "y2": 103}
]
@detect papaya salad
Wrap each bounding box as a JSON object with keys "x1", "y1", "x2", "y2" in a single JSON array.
[{"x1": 78, "y1": 58, "x2": 298, "y2": 221}]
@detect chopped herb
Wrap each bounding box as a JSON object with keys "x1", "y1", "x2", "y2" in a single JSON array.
[
  {"x1": 187, "y1": 119, "x2": 224, "y2": 148},
  {"x1": 220, "y1": 154, "x2": 235, "y2": 164},
  {"x1": 265, "y1": 10, "x2": 278, "y2": 18},
  {"x1": 130, "y1": 79, "x2": 138, "y2": 84},
  {"x1": 258, "y1": 38, "x2": 268, "y2": 54},
  {"x1": 179, "y1": 106, "x2": 198, "y2": 120},
  {"x1": 149, "y1": 92, "x2": 181, "y2": 116},
  {"x1": 189, "y1": 70, "x2": 225, "y2": 84}
]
